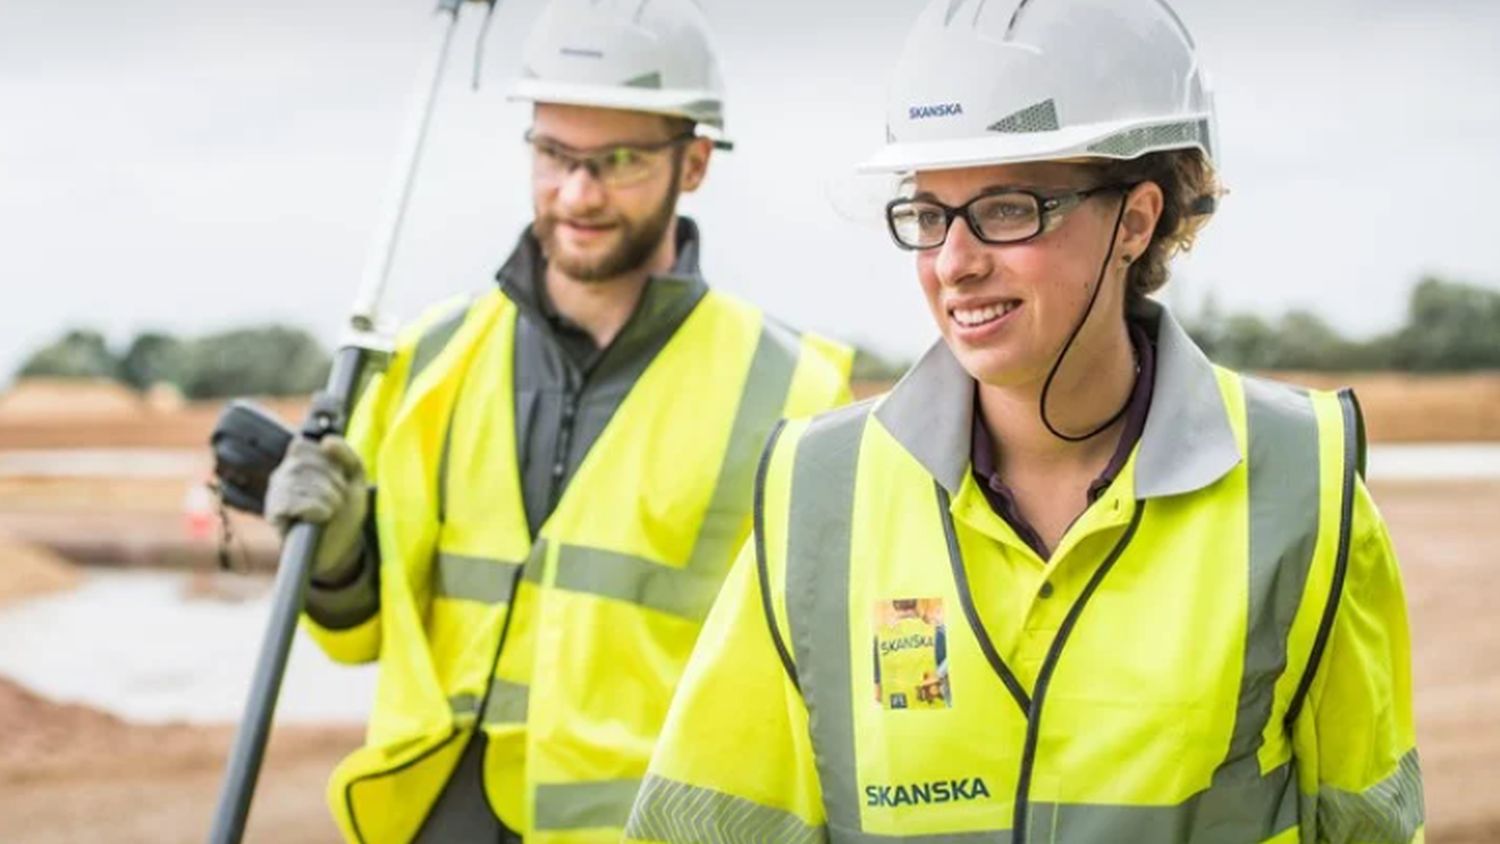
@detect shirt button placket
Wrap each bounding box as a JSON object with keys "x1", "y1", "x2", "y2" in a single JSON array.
[{"x1": 550, "y1": 380, "x2": 580, "y2": 506}]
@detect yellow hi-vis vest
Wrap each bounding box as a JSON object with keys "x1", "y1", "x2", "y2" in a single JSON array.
[
  {"x1": 305, "y1": 287, "x2": 851, "y2": 843},
  {"x1": 626, "y1": 304, "x2": 1421, "y2": 844}
]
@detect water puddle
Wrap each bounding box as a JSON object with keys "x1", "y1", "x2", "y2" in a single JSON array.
[{"x1": 0, "y1": 570, "x2": 373, "y2": 724}]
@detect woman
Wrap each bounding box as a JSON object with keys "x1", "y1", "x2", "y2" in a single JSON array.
[{"x1": 625, "y1": 0, "x2": 1423, "y2": 841}]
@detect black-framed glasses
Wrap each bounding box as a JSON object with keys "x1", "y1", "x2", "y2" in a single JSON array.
[
  {"x1": 525, "y1": 129, "x2": 696, "y2": 189},
  {"x1": 885, "y1": 183, "x2": 1135, "y2": 250}
]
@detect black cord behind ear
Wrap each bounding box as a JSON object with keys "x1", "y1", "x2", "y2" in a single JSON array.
[{"x1": 1038, "y1": 194, "x2": 1135, "y2": 443}]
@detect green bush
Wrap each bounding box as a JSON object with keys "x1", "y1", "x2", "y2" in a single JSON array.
[
  {"x1": 17, "y1": 330, "x2": 119, "y2": 379},
  {"x1": 1186, "y1": 276, "x2": 1500, "y2": 371},
  {"x1": 179, "y1": 327, "x2": 330, "y2": 399},
  {"x1": 13, "y1": 325, "x2": 331, "y2": 398}
]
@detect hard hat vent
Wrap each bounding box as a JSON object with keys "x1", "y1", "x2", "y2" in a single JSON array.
[
  {"x1": 1085, "y1": 118, "x2": 1210, "y2": 159},
  {"x1": 623, "y1": 72, "x2": 662, "y2": 89},
  {"x1": 987, "y1": 99, "x2": 1059, "y2": 134}
]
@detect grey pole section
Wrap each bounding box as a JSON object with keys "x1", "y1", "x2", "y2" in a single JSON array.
[{"x1": 207, "y1": 3, "x2": 480, "y2": 841}]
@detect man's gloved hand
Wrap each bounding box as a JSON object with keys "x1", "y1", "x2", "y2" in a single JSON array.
[{"x1": 264, "y1": 435, "x2": 369, "y2": 580}]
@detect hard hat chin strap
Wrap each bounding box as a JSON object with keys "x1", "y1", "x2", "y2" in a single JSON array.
[{"x1": 1038, "y1": 194, "x2": 1137, "y2": 443}]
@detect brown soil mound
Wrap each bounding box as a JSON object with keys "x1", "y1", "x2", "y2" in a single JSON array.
[
  {"x1": 0, "y1": 677, "x2": 360, "y2": 842},
  {"x1": 0, "y1": 379, "x2": 307, "y2": 450},
  {"x1": 0, "y1": 530, "x2": 82, "y2": 606},
  {"x1": 0, "y1": 378, "x2": 144, "y2": 421},
  {"x1": 1275, "y1": 371, "x2": 1500, "y2": 442}
]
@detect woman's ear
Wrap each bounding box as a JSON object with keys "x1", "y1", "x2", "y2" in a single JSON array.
[{"x1": 1117, "y1": 180, "x2": 1164, "y2": 260}]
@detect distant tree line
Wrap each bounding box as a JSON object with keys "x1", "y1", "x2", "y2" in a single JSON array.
[
  {"x1": 15, "y1": 325, "x2": 330, "y2": 399},
  {"x1": 1188, "y1": 276, "x2": 1500, "y2": 371},
  {"x1": 12, "y1": 277, "x2": 1499, "y2": 397},
  {"x1": 851, "y1": 346, "x2": 910, "y2": 382}
]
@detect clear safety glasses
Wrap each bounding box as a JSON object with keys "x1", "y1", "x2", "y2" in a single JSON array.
[
  {"x1": 525, "y1": 130, "x2": 695, "y2": 189},
  {"x1": 885, "y1": 183, "x2": 1134, "y2": 250}
]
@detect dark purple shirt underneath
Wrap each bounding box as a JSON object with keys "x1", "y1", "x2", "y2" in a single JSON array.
[{"x1": 970, "y1": 322, "x2": 1157, "y2": 559}]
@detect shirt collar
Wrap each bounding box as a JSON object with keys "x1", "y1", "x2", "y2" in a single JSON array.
[
  {"x1": 495, "y1": 215, "x2": 708, "y2": 327},
  {"x1": 970, "y1": 320, "x2": 1156, "y2": 502},
  {"x1": 874, "y1": 298, "x2": 1239, "y2": 500}
]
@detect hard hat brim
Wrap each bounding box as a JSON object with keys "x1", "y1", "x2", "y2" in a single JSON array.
[
  {"x1": 857, "y1": 114, "x2": 1213, "y2": 174},
  {"x1": 510, "y1": 79, "x2": 728, "y2": 135}
]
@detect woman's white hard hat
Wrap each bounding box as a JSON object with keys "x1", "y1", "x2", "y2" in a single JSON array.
[
  {"x1": 510, "y1": 0, "x2": 733, "y2": 148},
  {"x1": 860, "y1": 0, "x2": 1217, "y2": 173}
]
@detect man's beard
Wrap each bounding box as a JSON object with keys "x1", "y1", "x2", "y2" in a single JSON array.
[{"x1": 535, "y1": 168, "x2": 681, "y2": 283}]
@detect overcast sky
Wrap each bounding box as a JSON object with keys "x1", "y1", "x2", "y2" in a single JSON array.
[{"x1": 3, "y1": 0, "x2": 1498, "y2": 377}]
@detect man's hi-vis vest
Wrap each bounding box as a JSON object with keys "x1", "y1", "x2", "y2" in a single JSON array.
[
  {"x1": 753, "y1": 366, "x2": 1366, "y2": 842},
  {"x1": 314, "y1": 287, "x2": 850, "y2": 843}
]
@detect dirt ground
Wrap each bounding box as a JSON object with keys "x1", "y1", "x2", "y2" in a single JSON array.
[
  {"x1": 0, "y1": 677, "x2": 360, "y2": 843},
  {"x1": 3, "y1": 375, "x2": 1499, "y2": 450},
  {"x1": 0, "y1": 478, "x2": 1494, "y2": 841},
  {"x1": 1377, "y1": 479, "x2": 1500, "y2": 842},
  {"x1": 0, "y1": 531, "x2": 81, "y2": 607}
]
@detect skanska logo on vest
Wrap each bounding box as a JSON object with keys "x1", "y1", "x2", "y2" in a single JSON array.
[
  {"x1": 866, "y1": 777, "x2": 991, "y2": 807},
  {"x1": 878, "y1": 632, "x2": 935, "y2": 656},
  {"x1": 909, "y1": 102, "x2": 964, "y2": 120}
]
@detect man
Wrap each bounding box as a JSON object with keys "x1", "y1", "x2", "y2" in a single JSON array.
[
  {"x1": 265, "y1": 1, "x2": 852, "y2": 840},
  {"x1": 873, "y1": 599, "x2": 948, "y2": 710}
]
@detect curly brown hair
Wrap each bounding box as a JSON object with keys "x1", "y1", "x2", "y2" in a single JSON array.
[{"x1": 1086, "y1": 149, "x2": 1222, "y2": 301}]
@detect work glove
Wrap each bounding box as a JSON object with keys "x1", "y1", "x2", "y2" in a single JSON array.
[{"x1": 264, "y1": 435, "x2": 368, "y2": 581}]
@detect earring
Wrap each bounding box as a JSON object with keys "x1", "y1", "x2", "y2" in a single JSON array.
[{"x1": 1121, "y1": 254, "x2": 1134, "y2": 264}]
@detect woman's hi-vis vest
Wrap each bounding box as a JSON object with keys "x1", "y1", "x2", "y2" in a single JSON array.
[
  {"x1": 317, "y1": 287, "x2": 850, "y2": 843},
  {"x1": 754, "y1": 363, "x2": 1364, "y2": 843}
]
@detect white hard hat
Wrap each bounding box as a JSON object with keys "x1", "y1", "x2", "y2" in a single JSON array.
[
  {"x1": 860, "y1": 0, "x2": 1216, "y2": 174},
  {"x1": 510, "y1": 0, "x2": 732, "y2": 148}
]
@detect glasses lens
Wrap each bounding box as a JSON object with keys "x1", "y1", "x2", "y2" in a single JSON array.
[
  {"x1": 530, "y1": 140, "x2": 574, "y2": 184},
  {"x1": 889, "y1": 201, "x2": 948, "y2": 248},
  {"x1": 970, "y1": 192, "x2": 1041, "y2": 242},
  {"x1": 594, "y1": 147, "x2": 654, "y2": 188}
]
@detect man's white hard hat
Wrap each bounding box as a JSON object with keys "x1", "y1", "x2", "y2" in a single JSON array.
[
  {"x1": 860, "y1": 0, "x2": 1217, "y2": 173},
  {"x1": 510, "y1": 0, "x2": 732, "y2": 148}
]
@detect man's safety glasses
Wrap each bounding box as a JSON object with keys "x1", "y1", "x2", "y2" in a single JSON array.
[
  {"x1": 525, "y1": 130, "x2": 695, "y2": 189},
  {"x1": 885, "y1": 184, "x2": 1134, "y2": 250}
]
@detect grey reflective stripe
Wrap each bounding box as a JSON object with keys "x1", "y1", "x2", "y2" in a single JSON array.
[
  {"x1": 405, "y1": 302, "x2": 469, "y2": 393},
  {"x1": 1216, "y1": 380, "x2": 1321, "y2": 788},
  {"x1": 553, "y1": 543, "x2": 719, "y2": 620},
  {"x1": 625, "y1": 774, "x2": 825, "y2": 844},
  {"x1": 1287, "y1": 390, "x2": 1361, "y2": 727},
  {"x1": 432, "y1": 552, "x2": 523, "y2": 603},
  {"x1": 448, "y1": 693, "x2": 479, "y2": 724},
  {"x1": 1313, "y1": 749, "x2": 1423, "y2": 843},
  {"x1": 680, "y1": 320, "x2": 801, "y2": 584},
  {"x1": 480, "y1": 677, "x2": 528, "y2": 724},
  {"x1": 1029, "y1": 763, "x2": 1296, "y2": 841},
  {"x1": 829, "y1": 832, "x2": 1004, "y2": 843},
  {"x1": 447, "y1": 682, "x2": 528, "y2": 726},
  {"x1": 547, "y1": 318, "x2": 800, "y2": 620},
  {"x1": 784, "y1": 403, "x2": 872, "y2": 837},
  {"x1": 522, "y1": 537, "x2": 547, "y2": 583},
  {"x1": 533, "y1": 778, "x2": 643, "y2": 831}
]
